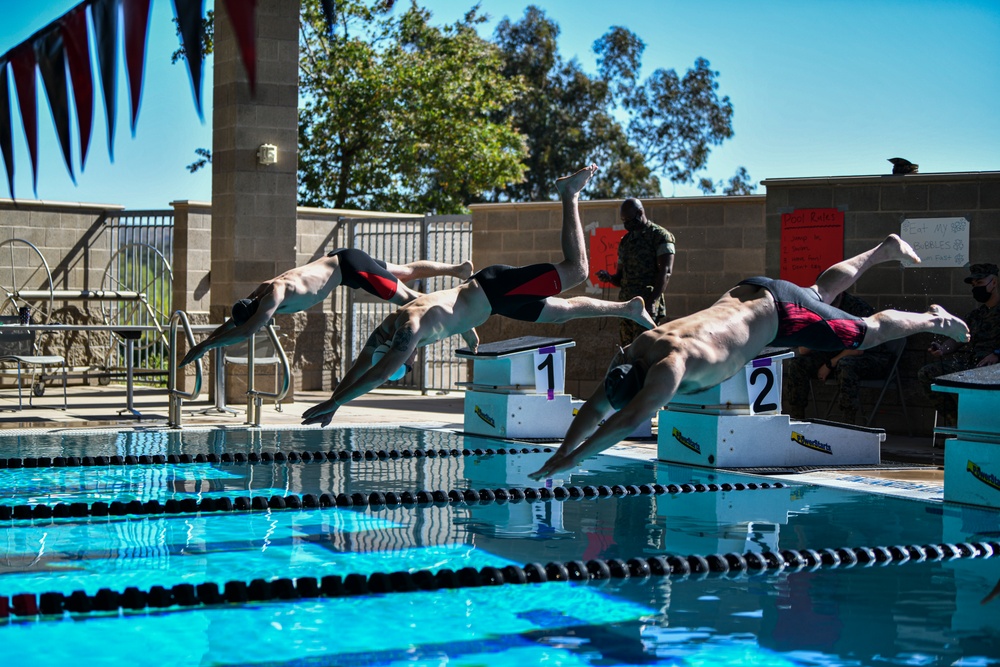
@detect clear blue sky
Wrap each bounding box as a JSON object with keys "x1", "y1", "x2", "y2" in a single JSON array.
[{"x1": 1, "y1": 0, "x2": 998, "y2": 208}]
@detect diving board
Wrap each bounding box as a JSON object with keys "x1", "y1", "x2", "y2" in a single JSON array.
[
  {"x1": 933, "y1": 365, "x2": 1000, "y2": 508},
  {"x1": 658, "y1": 348, "x2": 884, "y2": 468}
]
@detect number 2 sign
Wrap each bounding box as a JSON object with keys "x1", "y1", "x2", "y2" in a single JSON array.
[{"x1": 745, "y1": 357, "x2": 780, "y2": 414}]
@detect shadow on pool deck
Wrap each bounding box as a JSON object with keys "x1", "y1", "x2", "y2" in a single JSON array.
[{"x1": 0, "y1": 384, "x2": 943, "y2": 470}]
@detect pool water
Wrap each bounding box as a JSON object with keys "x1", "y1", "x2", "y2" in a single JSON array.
[{"x1": 1, "y1": 426, "x2": 998, "y2": 666}]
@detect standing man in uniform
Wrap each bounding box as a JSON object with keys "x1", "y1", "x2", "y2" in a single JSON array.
[
  {"x1": 597, "y1": 197, "x2": 675, "y2": 347},
  {"x1": 917, "y1": 262, "x2": 1000, "y2": 426}
]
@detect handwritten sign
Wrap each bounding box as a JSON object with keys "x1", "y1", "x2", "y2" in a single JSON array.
[
  {"x1": 779, "y1": 208, "x2": 845, "y2": 287},
  {"x1": 588, "y1": 226, "x2": 627, "y2": 290},
  {"x1": 899, "y1": 217, "x2": 969, "y2": 268}
]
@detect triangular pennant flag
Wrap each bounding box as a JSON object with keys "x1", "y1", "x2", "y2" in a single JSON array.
[
  {"x1": 60, "y1": 5, "x2": 94, "y2": 172},
  {"x1": 91, "y1": 0, "x2": 119, "y2": 160},
  {"x1": 320, "y1": 0, "x2": 336, "y2": 35},
  {"x1": 172, "y1": 0, "x2": 205, "y2": 117},
  {"x1": 0, "y1": 59, "x2": 15, "y2": 199},
  {"x1": 10, "y1": 44, "x2": 39, "y2": 195},
  {"x1": 222, "y1": 0, "x2": 257, "y2": 95},
  {"x1": 123, "y1": 0, "x2": 152, "y2": 135},
  {"x1": 35, "y1": 27, "x2": 75, "y2": 184}
]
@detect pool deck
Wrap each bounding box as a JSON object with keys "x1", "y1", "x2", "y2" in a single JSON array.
[{"x1": 0, "y1": 384, "x2": 944, "y2": 483}]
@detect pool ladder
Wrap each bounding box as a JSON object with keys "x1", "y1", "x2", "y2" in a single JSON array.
[{"x1": 166, "y1": 311, "x2": 291, "y2": 428}]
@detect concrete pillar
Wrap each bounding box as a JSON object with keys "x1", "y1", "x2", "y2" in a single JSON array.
[{"x1": 212, "y1": 0, "x2": 300, "y2": 400}]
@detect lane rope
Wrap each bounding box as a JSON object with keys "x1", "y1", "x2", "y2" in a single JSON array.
[
  {"x1": 3, "y1": 541, "x2": 995, "y2": 620},
  {"x1": 0, "y1": 481, "x2": 785, "y2": 522},
  {"x1": 0, "y1": 447, "x2": 553, "y2": 470}
]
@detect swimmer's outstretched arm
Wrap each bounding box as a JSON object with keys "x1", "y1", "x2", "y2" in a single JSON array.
[
  {"x1": 302, "y1": 326, "x2": 419, "y2": 427},
  {"x1": 530, "y1": 368, "x2": 679, "y2": 479},
  {"x1": 178, "y1": 292, "x2": 281, "y2": 366}
]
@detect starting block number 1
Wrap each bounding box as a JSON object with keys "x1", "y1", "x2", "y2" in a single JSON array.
[
  {"x1": 746, "y1": 357, "x2": 780, "y2": 415},
  {"x1": 533, "y1": 347, "x2": 562, "y2": 400}
]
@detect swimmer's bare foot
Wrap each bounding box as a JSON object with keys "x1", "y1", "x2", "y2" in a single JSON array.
[
  {"x1": 627, "y1": 296, "x2": 656, "y2": 329},
  {"x1": 878, "y1": 233, "x2": 922, "y2": 265},
  {"x1": 929, "y1": 304, "x2": 970, "y2": 342},
  {"x1": 555, "y1": 164, "x2": 599, "y2": 197},
  {"x1": 457, "y1": 260, "x2": 474, "y2": 281}
]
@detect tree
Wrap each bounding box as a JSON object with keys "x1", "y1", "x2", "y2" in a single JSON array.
[
  {"x1": 297, "y1": 0, "x2": 527, "y2": 213},
  {"x1": 488, "y1": 7, "x2": 659, "y2": 202},
  {"x1": 492, "y1": 7, "x2": 753, "y2": 200}
]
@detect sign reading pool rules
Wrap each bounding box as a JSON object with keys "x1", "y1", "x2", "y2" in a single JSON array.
[
  {"x1": 533, "y1": 346, "x2": 564, "y2": 400},
  {"x1": 745, "y1": 357, "x2": 781, "y2": 415},
  {"x1": 899, "y1": 217, "x2": 970, "y2": 268},
  {"x1": 779, "y1": 208, "x2": 845, "y2": 287}
]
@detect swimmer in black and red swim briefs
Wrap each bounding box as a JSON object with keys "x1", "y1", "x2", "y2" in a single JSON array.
[
  {"x1": 179, "y1": 248, "x2": 472, "y2": 367},
  {"x1": 530, "y1": 234, "x2": 972, "y2": 480},
  {"x1": 302, "y1": 164, "x2": 660, "y2": 427}
]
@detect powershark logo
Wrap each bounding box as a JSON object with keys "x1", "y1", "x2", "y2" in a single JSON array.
[
  {"x1": 671, "y1": 428, "x2": 701, "y2": 454},
  {"x1": 967, "y1": 460, "x2": 1000, "y2": 492},
  {"x1": 474, "y1": 406, "x2": 495, "y2": 428},
  {"x1": 791, "y1": 431, "x2": 832, "y2": 455}
]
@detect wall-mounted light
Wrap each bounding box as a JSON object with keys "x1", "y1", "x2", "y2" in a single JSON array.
[{"x1": 257, "y1": 143, "x2": 277, "y2": 166}]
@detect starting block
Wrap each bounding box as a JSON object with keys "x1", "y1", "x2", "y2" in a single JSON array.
[
  {"x1": 658, "y1": 348, "x2": 884, "y2": 468},
  {"x1": 933, "y1": 366, "x2": 1000, "y2": 509},
  {"x1": 456, "y1": 336, "x2": 578, "y2": 439}
]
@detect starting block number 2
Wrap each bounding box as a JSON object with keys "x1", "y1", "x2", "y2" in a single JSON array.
[{"x1": 746, "y1": 357, "x2": 780, "y2": 415}]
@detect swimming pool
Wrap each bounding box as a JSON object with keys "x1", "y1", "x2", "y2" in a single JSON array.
[{"x1": 0, "y1": 425, "x2": 998, "y2": 666}]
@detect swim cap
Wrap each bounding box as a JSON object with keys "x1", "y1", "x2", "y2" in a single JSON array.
[
  {"x1": 604, "y1": 362, "x2": 646, "y2": 410},
  {"x1": 372, "y1": 343, "x2": 407, "y2": 381},
  {"x1": 231, "y1": 298, "x2": 259, "y2": 326}
]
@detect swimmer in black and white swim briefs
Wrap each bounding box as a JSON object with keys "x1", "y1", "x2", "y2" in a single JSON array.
[
  {"x1": 738, "y1": 276, "x2": 867, "y2": 351},
  {"x1": 470, "y1": 263, "x2": 563, "y2": 322}
]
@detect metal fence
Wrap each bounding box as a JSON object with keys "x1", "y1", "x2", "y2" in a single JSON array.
[
  {"x1": 101, "y1": 211, "x2": 175, "y2": 381},
  {"x1": 342, "y1": 215, "x2": 473, "y2": 393}
]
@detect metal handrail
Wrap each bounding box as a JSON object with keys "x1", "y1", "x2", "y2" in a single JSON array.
[
  {"x1": 167, "y1": 310, "x2": 203, "y2": 428},
  {"x1": 245, "y1": 322, "x2": 291, "y2": 427}
]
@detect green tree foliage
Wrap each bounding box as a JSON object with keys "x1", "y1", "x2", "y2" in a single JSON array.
[
  {"x1": 297, "y1": 0, "x2": 527, "y2": 213},
  {"x1": 492, "y1": 7, "x2": 752, "y2": 200}
]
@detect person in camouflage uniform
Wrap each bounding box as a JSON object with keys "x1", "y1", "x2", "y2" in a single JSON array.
[
  {"x1": 917, "y1": 262, "x2": 1000, "y2": 424},
  {"x1": 596, "y1": 198, "x2": 676, "y2": 347},
  {"x1": 784, "y1": 290, "x2": 894, "y2": 423}
]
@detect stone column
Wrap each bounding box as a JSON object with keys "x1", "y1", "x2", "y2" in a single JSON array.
[{"x1": 212, "y1": 0, "x2": 300, "y2": 401}]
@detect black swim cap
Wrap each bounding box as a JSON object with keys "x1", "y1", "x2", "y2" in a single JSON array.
[
  {"x1": 604, "y1": 362, "x2": 646, "y2": 410},
  {"x1": 231, "y1": 298, "x2": 259, "y2": 326}
]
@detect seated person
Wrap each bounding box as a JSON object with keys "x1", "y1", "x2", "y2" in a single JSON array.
[
  {"x1": 529, "y1": 234, "x2": 969, "y2": 480},
  {"x1": 917, "y1": 262, "x2": 1000, "y2": 426},
  {"x1": 784, "y1": 289, "x2": 893, "y2": 424},
  {"x1": 179, "y1": 248, "x2": 472, "y2": 367}
]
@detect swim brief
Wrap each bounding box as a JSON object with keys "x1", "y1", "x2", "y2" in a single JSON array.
[
  {"x1": 328, "y1": 248, "x2": 398, "y2": 300},
  {"x1": 738, "y1": 276, "x2": 867, "y2": 351},
  {"x1": 471, "y1": 263, "x2": 562, "y2": 322}
]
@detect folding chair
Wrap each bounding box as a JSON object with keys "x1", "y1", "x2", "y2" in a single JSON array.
[
  {"x1": 818, "y1": 337, "x2": 911, "y2": 435},
  {"x1": 0, "y1": 315, "x2": 68, "y2": 410}
]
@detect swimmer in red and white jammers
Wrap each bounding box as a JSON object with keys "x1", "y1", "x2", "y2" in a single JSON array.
[
  {"x1": 530, "y1": 234, "x2": 970, "y2": 480},
  {"x1": 179, "y1": 248, "x2": 473, "y2": 367}
]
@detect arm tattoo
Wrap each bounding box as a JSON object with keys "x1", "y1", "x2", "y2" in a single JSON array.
[{"x1": 392, "y1": 325, "x2": 414, "y2": 352}]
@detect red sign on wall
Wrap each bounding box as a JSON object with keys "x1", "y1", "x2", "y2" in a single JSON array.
[
  {"x1": 780, "y1": 208, "x2": 845, "y2": 287},
  {"x1": 589, "y1": 227, "x2": 627, "y2": 288}
]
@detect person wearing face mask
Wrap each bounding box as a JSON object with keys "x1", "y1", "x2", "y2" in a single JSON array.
[
  {"x1": 917, "y1": 262, "x2": 1000, "y2": 426},
  {"x1": 596, "y1": 198, "x2": 676, "y2": 346}
]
